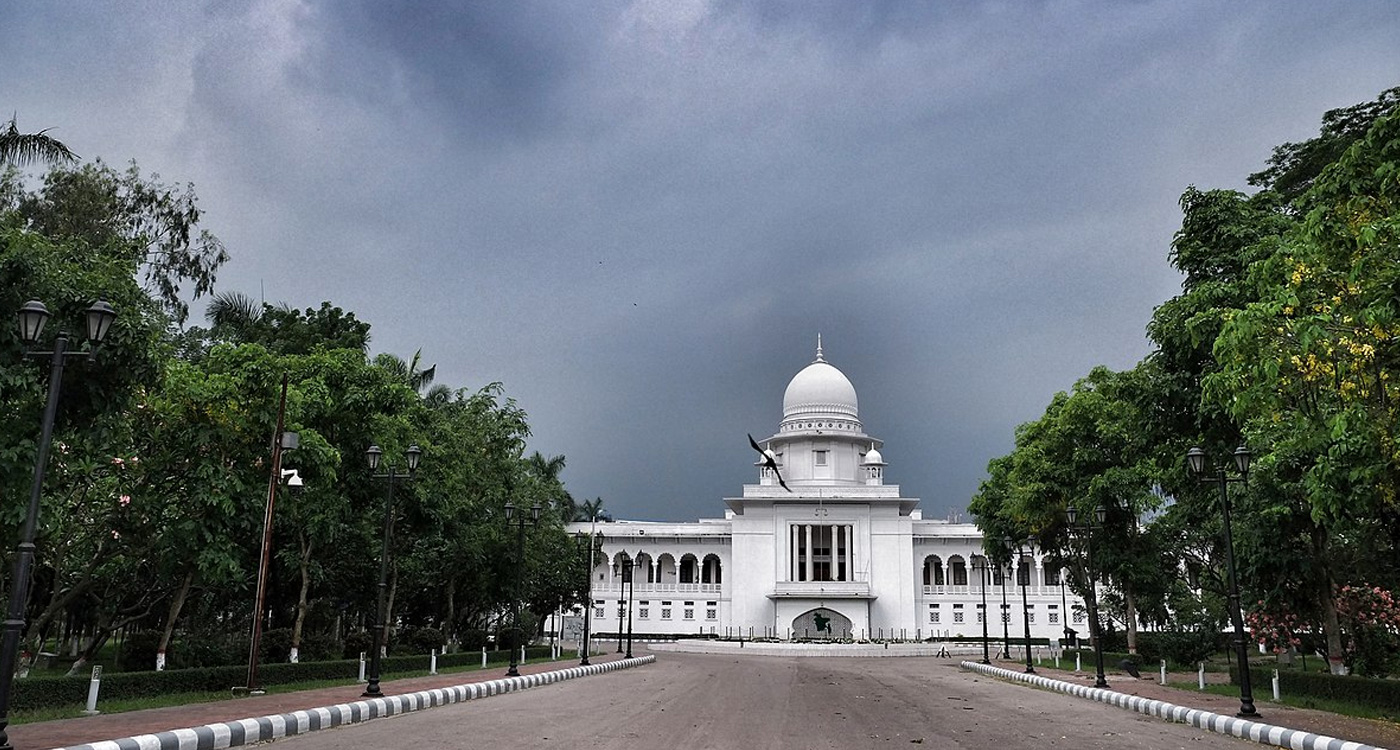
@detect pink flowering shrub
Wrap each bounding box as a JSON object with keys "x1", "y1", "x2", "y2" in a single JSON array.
[{"x1": 1335, "y1": 583, "x2": 1400, "y2": 677}]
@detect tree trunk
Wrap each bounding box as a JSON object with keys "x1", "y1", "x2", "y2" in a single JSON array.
[
  {"x1": 386, "y1": 563, "x2": 399, "y2": 648},
  {"x1": 290, "y1": 533, "x2": 313, "y2": 663},
  {"x1": 445, "y1": 574, "x2": 456, "y2": 643},
  {"x1": 1124, "y1": 583, "x2": 1138, "y2": 654},
  {"x1": 1313, "y1": 527, "x2": 1347, "y2": 674},
  {"x1": 155, "y1": 570, "x2": 194, "y2": 671}
]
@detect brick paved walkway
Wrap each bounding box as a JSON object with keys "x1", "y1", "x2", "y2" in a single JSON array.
[
  {"x1": 992, "y1": 658, "x2": 1400, "y2": 750},
  {"x1": 7, "y1": 654, "x2": 622, "y2": 750}
]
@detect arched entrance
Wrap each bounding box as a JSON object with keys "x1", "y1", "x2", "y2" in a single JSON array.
[{"x1": 792, "y1": 608, "x2": 853, "y2": 639}]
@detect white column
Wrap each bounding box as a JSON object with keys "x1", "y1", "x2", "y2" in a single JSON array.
[
  {"x1": 837, "y1": 525, "x2": 846, "y2": 581},
  {"x1": 791, "y1": 525, "x2": 799, "y2": 581},
  {"x1": 805, "y1": 525, "x2": 814, "y2": 582}
]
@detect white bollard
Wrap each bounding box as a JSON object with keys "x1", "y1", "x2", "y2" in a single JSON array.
[
  {"x1": 1198, "y1": 661, "x2": 1205, "y2": 690},
  {"x1": 1075, "y1": 652, "x2": 1082, "y2": 673},
  {"x1": 1160, "y1": 659, "x2": 1167, "y2": 685},
  {"x1": 1272, "y1": 669, "x2": 1280, "y2": 701},
  {"x1": 481, "y1": 647, "x2": 487, "y2": 668},
  {"x1": 520, "y1": 645, "x2": 526, "y2": 665},
  {"x1": 430, "y1": 649, "x2": 438, "y2": 675},
  {"x1": 358, "y1": 652, "x2": 367, "y2": 683},
  {"x1": 83, "y1": 665, "x2": 102, "y2": 715}
]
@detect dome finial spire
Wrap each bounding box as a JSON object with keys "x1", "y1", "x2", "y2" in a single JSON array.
[{"x1": 815, "y1": 333, "x2": 824, "y2": 363}]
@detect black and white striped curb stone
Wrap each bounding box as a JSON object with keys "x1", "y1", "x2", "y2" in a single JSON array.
[
  {"x1": 960, "y1": 660, "x2": 1384, "y2": 750},
  {"x1": 58, "y1": 656, "x2": 656, "y2": 750}
]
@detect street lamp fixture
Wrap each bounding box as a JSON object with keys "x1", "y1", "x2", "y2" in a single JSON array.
[
  {"x1": 1187, "y1": 445, "x2": 1259, "y2": 718},
  {"x1": 361, "y1": 443, "x2": 421, "y2": 698},
  {"x1": 1, "y1": 299, "x2": 116, "y2": 750},
  {"x1": 574, "y1": 532, "x2": 605, "y2": 666},
  {"x1": 973, "y1": 557, "x2": 991, "y2": 664},
  {"x1": 1066, "y1": 504, "x2": 1109, "y2": 688},
  {"x1": 613, "y1": 554, "x2": 640, "y2": 658},
  {"x1": 504, "y1": 502, "x2": 541, "y2": 677},
  {"x1": 1005, "y1": 536, "x2": 1037, "y2": 674}
]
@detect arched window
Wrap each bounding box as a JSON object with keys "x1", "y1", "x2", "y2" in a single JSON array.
[
  {"x1": 679, "y1": 554, "x2": 698, "y2": 584},
  {"x1": 923, "y1": 555, "x2": 945, "y2": 586},
  {"x1": 1016, "y1": 556, "x2": 1031, "y2": 586},
  {"x1": 701, "y1": 554, "x2": 723, "y2": 584},
  {"x1": 948, "y1": 555, "x2": 968, "y2": 586}
]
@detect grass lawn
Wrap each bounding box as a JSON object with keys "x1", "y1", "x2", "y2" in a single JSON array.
[
  {"x1": 1168, "y1": 681, "x2": 1398, "y2": 724},
  {"x1": 7, "y1": 654, "x2": 576, "y2": 726}
]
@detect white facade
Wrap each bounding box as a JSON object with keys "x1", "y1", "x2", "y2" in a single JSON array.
[{"x1": 567, "y1": 342, "x2": 1083, "y2": 643}]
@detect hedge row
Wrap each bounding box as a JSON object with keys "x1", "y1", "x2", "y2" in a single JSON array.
[
  {"x1": 1230, "y1": 665, "x2": 1400, "y2": 715},
  {"x1": 11, "y1": 646, "x2": 555, "y2": 713}
]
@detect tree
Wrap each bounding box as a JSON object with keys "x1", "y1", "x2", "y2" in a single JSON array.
[
  {"x1": 0, "y1": 116, "x2": 76, "y2": 166},
  {"x1": 4, "y1": 160, "x2": 227, "y2": 324}
]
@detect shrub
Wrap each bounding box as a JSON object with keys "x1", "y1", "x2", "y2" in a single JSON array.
[
  {"x1": 459, "y1": 629, "x2": 489, "y2": 650},
  {"x1": 260, "y1": 628, "x2": 294, "y2": 663},
  {"x1": 343, "y1": 630, "x2": 372, "y2": 660},
  {"x1": 1232, "y1": 665, "x2": 1400, "y2": 714},
  {"x1": 408, "y1": 627, "x2": 446, "y2": 654}
]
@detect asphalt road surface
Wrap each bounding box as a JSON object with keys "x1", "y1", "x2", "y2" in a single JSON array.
[{"x1": 271, "y1": 650, "x2": 1253, "y2": 749}]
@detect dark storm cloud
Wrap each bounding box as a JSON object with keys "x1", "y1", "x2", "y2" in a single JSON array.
[
  {"x1": 3, "y1": 0, "x2": 1397, "y2": 523},
  {"x1": 295, "y1": 1, "x2": 618, "y2": 143}
]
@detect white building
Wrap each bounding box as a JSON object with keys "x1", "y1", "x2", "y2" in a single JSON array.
[{"x1": 568, "y1": 342, "x2": 1083, "y2": 643}]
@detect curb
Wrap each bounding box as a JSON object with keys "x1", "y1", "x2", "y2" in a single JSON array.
[
  {"x1": 960, "y1": 660, "x2": 1384, "y2": 750},
  {"x1": 58, "y1": 656, "x2": 656, "y2": 750}
]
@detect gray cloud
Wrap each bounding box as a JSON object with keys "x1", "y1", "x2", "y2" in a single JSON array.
[{"x1": 3, "y1": 0, "x2": 1397, "y2": 522}]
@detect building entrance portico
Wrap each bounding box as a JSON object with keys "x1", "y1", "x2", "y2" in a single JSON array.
[{"x1": 791, "y1": 607, "x2": 854, "y2": 639}]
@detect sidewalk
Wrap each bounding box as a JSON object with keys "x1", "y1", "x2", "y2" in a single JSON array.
[
  {"x1": 7, "y1": 654, "x2": 627, "y2": 750},
  {"x1": 983, "y1": 657, "x2": 1400, "y2": 750}
]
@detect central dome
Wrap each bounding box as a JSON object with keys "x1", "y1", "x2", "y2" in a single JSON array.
[{"x1": 782, "y1": 343, "x2": 859, "y2": 425}]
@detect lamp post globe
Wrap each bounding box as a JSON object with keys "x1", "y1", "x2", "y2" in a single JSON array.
[{"x1": 1, "y1": 299, "x2": 116, "y2": 749}]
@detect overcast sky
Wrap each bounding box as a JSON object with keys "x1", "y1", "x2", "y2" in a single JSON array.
[{"x1": 4, "y1": 1, "x2": 1397, "y2": 522}]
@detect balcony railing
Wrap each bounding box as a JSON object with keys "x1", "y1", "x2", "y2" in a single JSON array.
[{"x1": 599, "y1": 581, "x2": 723, "y2": 593}]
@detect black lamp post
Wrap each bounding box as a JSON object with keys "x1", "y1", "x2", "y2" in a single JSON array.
[
  {"x1": 0, "y1": 299, "x2": 115, "y2": 750},
  {"x1": 1067, "y1": 504, "x2": 1109, "y2": 688},
  {"x1": 612, "y1": 554, "x2": 640, "y2": 658},
  {"x1": 362, "y1": 443, "x2": 421, "y2": 698},
  {"x1": 998, "y1": 557, "x2": 1011, "y2": 660},
  {"x1": 504, "y1": 502, "x2": 542, "y2": 677},
  {"x1": 1005, "y1": 536, "x2": 1036, "y2": 674},
  {"x1": 574, "y1": 531, "x2": 604, "y2": 666},
  {"x1": 974, "y1": 557, "x2": 991, "y2": 664},
  {"x1": 1187, "y1": 445, "x2": 1259, "y2": 718}
]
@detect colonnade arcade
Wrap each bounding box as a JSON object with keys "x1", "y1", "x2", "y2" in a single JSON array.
[
  {"x1": 599, "y1": 550, "x2": 723, "y2": 590},
  {"x1": 920, "y1": 553, "x2": 1065, "y2": 592}
]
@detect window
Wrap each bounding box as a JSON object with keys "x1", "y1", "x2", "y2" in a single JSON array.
[
  {"x1": 976, "y1": 603, "x2": 985, "y2": 623},
  {"x1": 953, "y1": 604, "x2": 965, "y2": 624},
  {"x1": 684, "y1": 601, "x2": 695, "y2": 620},
  {"x1": 814, "y1": 450, "x2": 828, "y2": 466},
  {"x1": 594, "y1": 607, "x2": 605, "y2": 619},
  {"x1": 1048, "y1": 604, "x2": 1059, "y2": 625},
  {"x1": 639, "y1": 600, "x2": 650, "y2": 620},
  {"x1": 929, "y1": 604, "x2": 940, "y2": 624},
  {"x1": 662, "y1": 601, "x2": 672, "y2": 620},
  {"x1": 1001, "y1": 604, "x2": 1010, "y2": 624},
  {"x1": 706, "y1": 608, "x2": 717, "y2": 620},
  {"x1": 1073, "y1": 609, "x2": 1085, "y2": 624},
  {"x1": 1027, "y1": 605, "x2": 1036, "y2": 624}
]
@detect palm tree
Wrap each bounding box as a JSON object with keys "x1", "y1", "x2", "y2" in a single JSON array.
[
  {"x1": 577, "y1": 497, "x2": 610, "y2": 523},
  {"x1": 373, "y1": 349, "x2": 436, "y2": 395},
  {"x1": 1, "y1": 115, "x2": 77, "y2": 166},
  {"x1": 205, "y1": 290, "x2": 264, "y2": 338},
  {"x1": 524, "y1": 451, "x2": 573, "y2": 518}
]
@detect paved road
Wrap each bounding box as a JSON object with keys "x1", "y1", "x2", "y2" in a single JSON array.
[{"x1": 269, "y1": 650, "x2": 1254, "y2": 749}]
